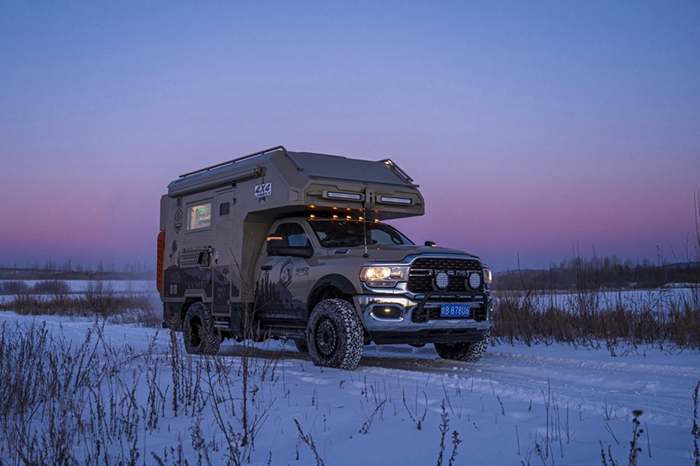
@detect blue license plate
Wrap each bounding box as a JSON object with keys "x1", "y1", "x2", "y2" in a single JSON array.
[{"x1": 440, "y1": 304, "x2": 471, "y2": 318}]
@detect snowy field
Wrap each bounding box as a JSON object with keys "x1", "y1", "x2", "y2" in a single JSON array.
[
  {"x1": 0, "y1": 280, "x2": 155, "y2": 306},
  {"x1": 1, "y1": 311, "x2": 698, "y2": 465},
  {"x1": 0, "y1": 278, "x2": 154, "y2": 293},
  {"x1": 497, "y1": 285, "x2": 700, "y2": 311}
]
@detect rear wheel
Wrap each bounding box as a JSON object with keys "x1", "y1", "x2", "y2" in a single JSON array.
[
  {"x1": 307, "y1": 299, "x2": 363, "y2": 370},
  {"x1": 434, "y1": 334, "x2": 489, "y2": 363},
  {"x1": 183, "y1": 303, "x2": 221, "y2": 355},
  {"x1": 293, "y1": 338, "x2": 308, "y2": 353}
]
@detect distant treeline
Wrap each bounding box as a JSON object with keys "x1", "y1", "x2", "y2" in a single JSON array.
[
  {"x1": 0, "y1": 260, "x2": 153, "y2": 281},
  {"x1": 495, "y1": 256, "x2": 700, "y2": 291}
]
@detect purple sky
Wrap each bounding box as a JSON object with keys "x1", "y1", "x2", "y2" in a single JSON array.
[{"x1": 1, "y1": 2, "x2": 699, "y2": 272}]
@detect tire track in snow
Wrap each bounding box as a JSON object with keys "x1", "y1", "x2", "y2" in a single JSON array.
[
  {"x1": 357, "y1": 348, "x2": 700, "y2": 428},
  {"x1": 217, "y1": 341, "x2": 699, "y2": 428}
]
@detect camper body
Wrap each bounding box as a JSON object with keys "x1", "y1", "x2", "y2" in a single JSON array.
[{"x1": 157, "y1": 146, "x2": 492, "y2": 369}]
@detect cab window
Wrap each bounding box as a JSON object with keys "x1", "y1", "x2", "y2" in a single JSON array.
[
  {"x1": 274, "y1": 223, "x2": 312, "y2": 247},
  {"x1": 309, "y1": 220, "x2": 413, "y2": 247}
]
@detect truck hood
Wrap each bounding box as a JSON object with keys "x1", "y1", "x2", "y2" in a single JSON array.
[{"x1": 360, "y1": 244, "x2": 481, "y2": 263}]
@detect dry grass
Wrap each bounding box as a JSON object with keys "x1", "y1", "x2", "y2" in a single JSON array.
[
  {"x1": 492, "y1": 286, "x2": 700, "y2": 351},
  {"x1": 0, "y1": 279, "x2": 159, "y2": 327},
  {"x1": 0, "y1": 317, "x2": 278, "y2": 465}
]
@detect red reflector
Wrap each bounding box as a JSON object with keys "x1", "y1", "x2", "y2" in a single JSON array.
[{"x1": 156, "y1": 231, "x2": 165, "y2": 294}]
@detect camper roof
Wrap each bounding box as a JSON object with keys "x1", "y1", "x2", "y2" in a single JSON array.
[{"x1": 167, "y1": 146, "x2": 424, "y2": 220}]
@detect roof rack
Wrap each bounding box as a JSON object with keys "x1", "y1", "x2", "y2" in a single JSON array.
[{"x1": 179, "y1": 145, "x2": 303, "y2": 178}]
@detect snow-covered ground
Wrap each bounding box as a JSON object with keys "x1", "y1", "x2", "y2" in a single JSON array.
[{"x1": 1, "y1": 311, "x2": 698, "y2": 465}]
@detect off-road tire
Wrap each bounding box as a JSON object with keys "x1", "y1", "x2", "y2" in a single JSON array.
[
  {"x1": 307, "y1": 299, "x2": 363, "y2": 370},
  {"x1": 183, "y1": 303, "x2": 222, "y2": 355},
  {"x1": 434, "y1": 334, "x2": 489, "y2": 363},
  {"x1": 293, "y1": 338, "x2": 309, "y2": 353}
]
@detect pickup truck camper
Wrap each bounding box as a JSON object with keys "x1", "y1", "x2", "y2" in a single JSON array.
[{"x1": 157, "y1": 146, "x2": 492, "y2": 369}]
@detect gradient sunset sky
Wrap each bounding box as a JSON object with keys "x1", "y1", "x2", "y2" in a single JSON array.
[{"x1": 1, "y1": 1, "x2": 699, "y2": 272}]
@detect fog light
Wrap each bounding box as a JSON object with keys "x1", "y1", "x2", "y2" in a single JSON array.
[{"x1": 371, "y1": 306, "x2": 402, "y2": 319}]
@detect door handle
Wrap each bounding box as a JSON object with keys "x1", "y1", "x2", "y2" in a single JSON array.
[{"x1": 261, "y1": 265, "x2": 272, "y2": 271}]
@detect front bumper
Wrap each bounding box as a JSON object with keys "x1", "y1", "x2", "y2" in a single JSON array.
[{"x1": 354, "y1": 291, "x2": 492, "y2": 345}]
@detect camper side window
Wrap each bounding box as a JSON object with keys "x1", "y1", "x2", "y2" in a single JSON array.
[{"x1": 187, "y1": 202, "x2": 212, "y2": 230}]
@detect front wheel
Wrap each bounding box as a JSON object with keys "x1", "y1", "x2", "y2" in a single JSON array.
[
  {"x1": 183, "y1": 303, "x2": 222, "y2": 355},
  {"x1": 434, "y1": 334, "x2": 489, "y2": 363},
  {"x1": 307, "y1": 299, "x2": 364, "y2": 370}
]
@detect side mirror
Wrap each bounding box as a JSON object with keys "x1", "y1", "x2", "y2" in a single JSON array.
[{"x1": 267, "y1": 235, "x2": 285, "y2": 256}]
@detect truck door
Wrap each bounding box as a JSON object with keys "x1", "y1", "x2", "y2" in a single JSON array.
[{"x1": 255, "y1": 222, "x2": 311, "y2": 325}]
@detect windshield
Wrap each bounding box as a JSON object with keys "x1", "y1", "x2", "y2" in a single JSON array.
[{"x1": 309, "y1": 220, "x2": 414, "y2": 248}]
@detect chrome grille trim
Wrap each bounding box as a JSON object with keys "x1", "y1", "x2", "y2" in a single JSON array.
[{"x1": 408, "y1": 257, "x2": 482, "y2": 293}]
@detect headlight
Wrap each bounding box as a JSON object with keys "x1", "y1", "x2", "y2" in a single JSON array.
[
  {"x1": 483, "y1": 267, "x2": 492, "y2": 285},
  {"x1": 360, "y1": 265, "x2": 409, "y2": 288}
]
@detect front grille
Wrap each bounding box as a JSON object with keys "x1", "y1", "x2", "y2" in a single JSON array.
[{"x1": 408, "y1": 258, "x2": 482, "y2": 293}]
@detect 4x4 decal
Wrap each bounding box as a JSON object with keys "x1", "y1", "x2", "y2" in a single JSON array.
[{"x1": 255, "y1": 180, "x2": 272, "y2": 200}]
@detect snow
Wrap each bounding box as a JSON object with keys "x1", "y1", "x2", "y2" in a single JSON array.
[{"x1": 1, "y1": 310, "x2": 698, "y2": 465}]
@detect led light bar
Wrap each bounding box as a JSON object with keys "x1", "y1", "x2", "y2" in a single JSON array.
[
  {"x1": 379, "y1": 196, "x2": 412, "y2": 205},
  {"x1": 326, "y1": 191, "x2": 362, "y2": 200}
]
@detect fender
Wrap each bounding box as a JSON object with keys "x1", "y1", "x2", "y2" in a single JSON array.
[{"x1": 306, "y1": 274, "x2": 358, "y2": 317}]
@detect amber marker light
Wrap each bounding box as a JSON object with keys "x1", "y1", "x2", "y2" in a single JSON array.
[
  {"x1": 332, "y1": 214, "x2": 338, "y2": 219},
  {"x1": 346, "y1": 215, "x2": 352, "y2": 220},
  {"x1": 310, "y1": 214, "x2": 316, "y2": 219}
]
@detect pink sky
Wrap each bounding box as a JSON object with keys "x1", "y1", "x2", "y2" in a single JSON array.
[{"x1": 1, "y1": 2, "x2": 699, "y2": 271}]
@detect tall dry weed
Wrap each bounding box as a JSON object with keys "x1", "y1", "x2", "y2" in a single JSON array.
[{"x1": 492, "y1": 286, "x2": 700, "y2": 351}]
